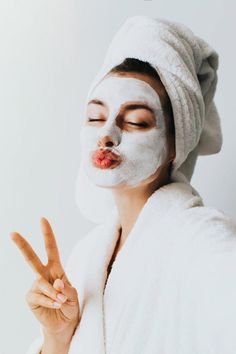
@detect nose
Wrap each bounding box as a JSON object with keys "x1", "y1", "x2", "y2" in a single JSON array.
[{"x1": 98, "y1": 135, "x2": 115, "y2": 148}]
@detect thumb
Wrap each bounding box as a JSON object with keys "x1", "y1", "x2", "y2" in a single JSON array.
[{"x1": 53, "y1": 278, "x2": 78, "y2": 303}]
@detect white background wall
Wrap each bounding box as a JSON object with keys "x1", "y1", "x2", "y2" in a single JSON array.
[{"x1": 1, "y1": 0, "x2": 235, "y2": 353}]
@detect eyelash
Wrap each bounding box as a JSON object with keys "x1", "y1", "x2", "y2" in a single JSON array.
[{"x1": 88, "y1": 118, "x2": 149, "y2": 127}]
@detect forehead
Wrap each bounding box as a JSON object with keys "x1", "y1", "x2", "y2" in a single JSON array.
[{"x1": 87, "y1": 75, "x2": 162, "y2": 109}]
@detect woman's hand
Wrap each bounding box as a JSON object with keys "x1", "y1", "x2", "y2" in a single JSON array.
[{"x1": 10, "y1": 217, "x2": 80, "y2": 338}]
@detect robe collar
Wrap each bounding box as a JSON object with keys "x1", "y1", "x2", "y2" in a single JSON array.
[
  {"x1": 70, "y1": 181, "x2": 203, "y2": 354},
  {"x1": 85, "y1": 181, "x2": 203, "y2": 294}
]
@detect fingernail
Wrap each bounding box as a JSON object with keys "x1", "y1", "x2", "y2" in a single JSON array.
[
  {"x1": 58, "y1": 279, "x2": 64, "y2": 289},
  {"x1": 10, "y1": 232, "x2": 16, "y2": 240},
  {"x1": 53, "y1": 301, "x2": 61, "y2": 308},
  {"x1": 56, "y1": 293, "x2": 67, "y2": 302}
]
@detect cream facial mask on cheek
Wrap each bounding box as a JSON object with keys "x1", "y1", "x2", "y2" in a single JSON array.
[{"x1": 79, "y1": 76, "x2": 169, "y2": 187}]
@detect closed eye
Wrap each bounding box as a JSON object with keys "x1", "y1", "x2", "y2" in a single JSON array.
[
  {"x1": 126, "y1": 122, "x2": 149, "y2": 127},
  {"x1": 88, "y1": 118, "x2": 105, "y2": 122},
  {"x1": 88, "y1": 118, "x2": 150, "y2": 128}
]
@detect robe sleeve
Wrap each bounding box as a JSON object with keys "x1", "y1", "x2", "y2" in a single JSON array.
[
  {"x1": 180, "y1": 207, "x2": 236, "y2": 352},
  {"x1": 25, "y1": 325, "x2": 43, "y2": 354},
  {"x1": 25, "y1": 234, "x2": 87, "y2": 354}
]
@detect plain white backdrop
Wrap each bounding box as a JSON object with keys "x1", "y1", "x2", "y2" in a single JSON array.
[{"x1": 0, "y1": 0, "x2": 235, "y2": 353}]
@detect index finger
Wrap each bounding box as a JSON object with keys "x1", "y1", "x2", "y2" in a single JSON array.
[{"x1": 10, "y1": 232, "x2": 45, "y2": 277}]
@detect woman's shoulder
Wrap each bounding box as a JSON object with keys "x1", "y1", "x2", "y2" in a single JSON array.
[
  {"x1": 174, "y1": 207, "x2": 236, "y2": 339},
  {"x1": 175, "y1": 203, "x2": 236, "y2": 260},
  {"x1": 175, "y1": 198, "x2": 235, "y2": 234}
]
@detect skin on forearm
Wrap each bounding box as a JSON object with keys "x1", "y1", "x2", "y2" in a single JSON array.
[
  {"x1": 40, "y1": 326, "x2": 76, "y2": 354},
  {"x1": 41, "y1": 338, "x2": 70, "y2": 354}
]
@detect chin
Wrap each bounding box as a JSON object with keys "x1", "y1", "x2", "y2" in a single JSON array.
[{"x1": 84, "y1": 162, "x2": 126, "y2": 188}]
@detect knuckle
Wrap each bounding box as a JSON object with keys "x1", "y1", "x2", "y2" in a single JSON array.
[
  {"x1": 37, "y1": 276, "x2": 44, "y2": 287},
  {"x1": 31, "y1": 277, "x2": 58, "y2": 301},
  {"x1": 33, "y1": 277, "x2": 42, "y2": 288},
  {"x1": 43, "y1": 297, "x2": 54, "y2": 308},
  {"x1": 40, "y1": 282, "x2": 57, "y2": 300},
  {"x1": 32, "y1": 276, "x2": 43, "y2": 289},
  {"x1": 37, "y1": 278, "x2": 49, "y2": 293}
]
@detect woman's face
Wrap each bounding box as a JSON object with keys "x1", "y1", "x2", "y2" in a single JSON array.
[{"x1": 79, "y1": 72, "x2": 171, "y2": 188}]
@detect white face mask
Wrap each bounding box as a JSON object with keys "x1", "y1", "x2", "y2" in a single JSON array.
[{"x1": 79, "y1": 75, "x2": 169, "y2": 188}]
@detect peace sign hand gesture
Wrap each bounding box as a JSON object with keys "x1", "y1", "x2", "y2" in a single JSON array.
[{"x1": 10, "y1": 217, "x2": 80, "y2": 339}]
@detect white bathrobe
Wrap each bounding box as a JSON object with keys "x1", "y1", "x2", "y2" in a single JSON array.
[{"x1": 26, "y1": 181, "x2": 236, "y2": 354}]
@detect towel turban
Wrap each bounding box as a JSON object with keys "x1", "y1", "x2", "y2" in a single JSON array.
[{"x1": 75, "y1": 16, "x2": 223, "y2": 223}]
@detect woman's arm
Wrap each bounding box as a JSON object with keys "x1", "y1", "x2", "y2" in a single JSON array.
[{"x1": 40, "y1": 326, "x2": 75, "y2": 354}]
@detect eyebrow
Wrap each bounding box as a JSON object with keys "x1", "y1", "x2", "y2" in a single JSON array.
[{"x1": 87, "y1": 99, "x2": 155, "y2": 115}]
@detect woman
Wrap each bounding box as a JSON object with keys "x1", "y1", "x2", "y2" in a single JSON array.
[{"x1": 11, "y1": 16, "x2": 236, "y2": 354}]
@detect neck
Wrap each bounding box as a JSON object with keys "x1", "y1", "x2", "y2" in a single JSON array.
[{"x1": 112, "y1": 168, "x2": 171, "y2": 248}]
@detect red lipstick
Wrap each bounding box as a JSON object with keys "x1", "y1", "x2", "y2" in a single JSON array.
[{"x1": 91, "y1": 149, "x2": 121, "y2": 169}]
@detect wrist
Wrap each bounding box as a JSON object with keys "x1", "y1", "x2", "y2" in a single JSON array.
[
  {"x1": 42, "y1": 338, "x2": 70, "y2": 354},
  {"x1": 42, "y1": 323, "x2": 76, "y2": 347}
]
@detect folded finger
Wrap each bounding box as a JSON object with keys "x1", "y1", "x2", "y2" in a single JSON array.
[
  {"x1": 53, "y1": 278, "x2": 78, "y2": 303},
  {"x1": 33, "y1": 277, "x2": 67, "y2": 303},
  {"x1": 26, "y1": 291, "x2": 63, "y2": 310}
]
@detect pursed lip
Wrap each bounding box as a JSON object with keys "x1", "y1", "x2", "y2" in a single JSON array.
[{"x1": 91, "y1": 148, "x2": 122, "y2": 169}]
